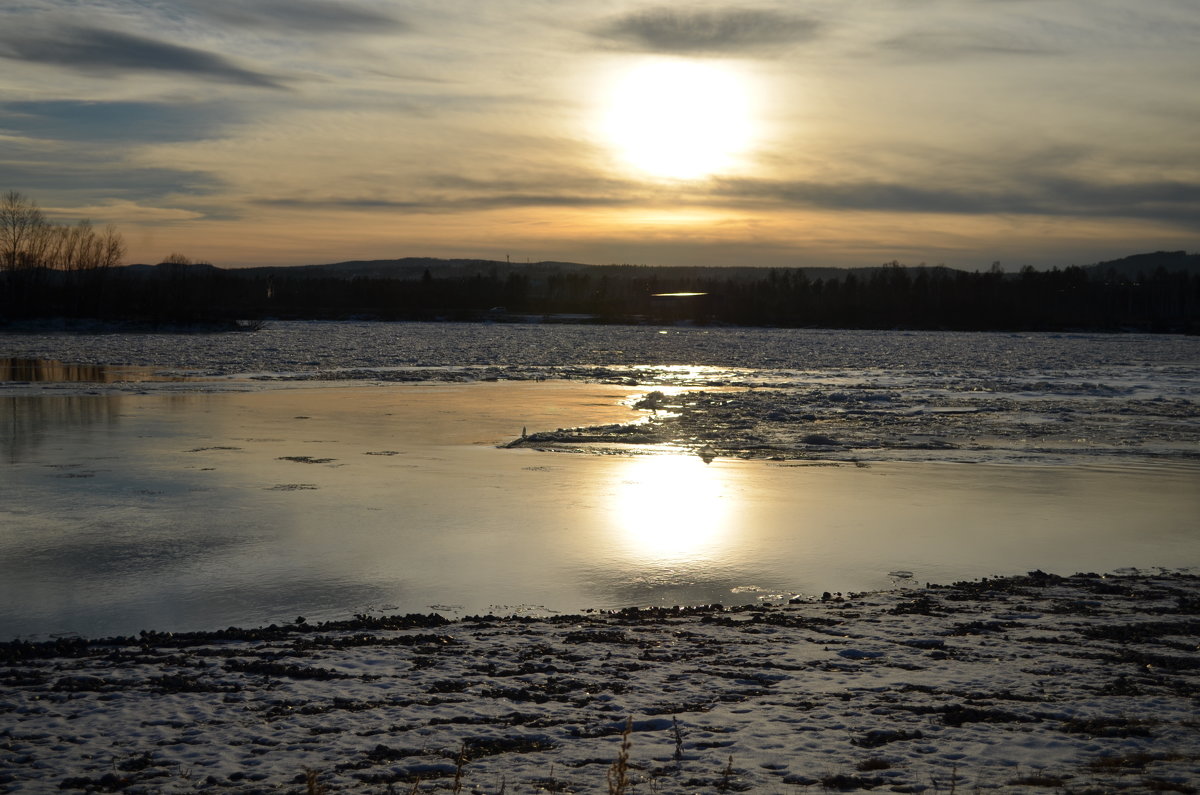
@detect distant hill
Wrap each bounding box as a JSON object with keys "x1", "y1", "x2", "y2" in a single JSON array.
[
  {"x1": 119, "y1": 252, "x2": 1199, "y2": 283},
  {"x1": 122, "y1": 261, "x2": 220, "y2": 275},
  {"x1": 118, "y1": 257, "x2": 593, "y2": 281},
  {"x1": 119, "y1": 257, "x2": 900, "y2": 283},
  {"x1": 1084, "y1": 251, "x2": 1200, "y2": 279},
  {"x1": 234, "y1": 258, "x2": 593, "y2": 280}
]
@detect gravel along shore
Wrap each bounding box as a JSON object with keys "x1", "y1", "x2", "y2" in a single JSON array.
[{"x1": 2, "y1": 571, "x2": 1199, "y2": 794}]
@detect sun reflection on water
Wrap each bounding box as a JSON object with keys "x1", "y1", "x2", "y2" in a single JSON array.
[{"x1": 610, "y1": 453, "x2": 735, "y2": 564}]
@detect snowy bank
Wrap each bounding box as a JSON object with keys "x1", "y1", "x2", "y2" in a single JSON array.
[{"x1": 3, "y1": 571, "x2": 1199, "y2": 793}]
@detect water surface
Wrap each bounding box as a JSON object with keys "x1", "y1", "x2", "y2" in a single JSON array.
[{"x1": 3, "y1": 381, "x2": 1196, "y2": 639}]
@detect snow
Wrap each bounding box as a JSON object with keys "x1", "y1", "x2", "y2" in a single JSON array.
[{"x1": 2, "y1": 572, "x2": 1199, "y2": 793}]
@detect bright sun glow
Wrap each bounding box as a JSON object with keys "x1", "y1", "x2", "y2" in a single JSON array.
[
  {"x1": 602, "y1": 59, "x2": 755, "y2": 180},
  {"x1": 611, "y1": 453, "x2": 733, "y2": 562}
]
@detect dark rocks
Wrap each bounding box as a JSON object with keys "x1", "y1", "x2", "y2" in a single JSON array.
[{"x1": 851, "y1": 729, "x2": 924, "y2": 748}]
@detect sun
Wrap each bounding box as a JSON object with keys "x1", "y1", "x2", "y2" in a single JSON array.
[{"x1": 601, "y1": 59, "x2": 756, "y2": 180}]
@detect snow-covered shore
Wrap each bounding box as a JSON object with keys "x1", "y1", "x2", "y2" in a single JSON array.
[{"x1": 3, "y1": 571, "x2": 1198, "y2": 794}]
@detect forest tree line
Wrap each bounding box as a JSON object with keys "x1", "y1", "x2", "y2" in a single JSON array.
[{"x1": 2, "y1": 191, "x2": 1197, "y2": 332}]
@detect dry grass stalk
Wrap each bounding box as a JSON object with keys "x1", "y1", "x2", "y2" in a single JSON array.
[
  {"x1": 672, "y1": 716, "x2": 684, "y2": 764},
  {"x1": 452, "y1": 741, "x2": 467, "y2": 794},
  {"x1": 607, "y1": 717, "x2": 633, "y2": 795},
  {"x1": 717, "y1": 755, "x2": 735, "y2": 792},
  {"x1": 303, "y1": 769, "x2": 326, "y2": 795}
]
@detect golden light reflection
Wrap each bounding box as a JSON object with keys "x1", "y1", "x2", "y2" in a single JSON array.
[
  {"x1": 600, "y1": 59, "x2": 757, "y2": 180},
  {"x1": 610, "y1": 453, "x2": 734, "y2": 563},
  {"x1": 629, "y1": 367, "x2": 735, "y2": 384}
]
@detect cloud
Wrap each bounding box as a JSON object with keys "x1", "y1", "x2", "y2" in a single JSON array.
[
  {"x1": 1030, "y1": 177, "x2": 1200, "y2": 226},
  {"x1": 252, "y1": 172, "x2": 647, "y2": 214},
  {"x1": 881, "y1": 29, "x2": 1061, "y2": 59},
  {"x1": 0, "y1": 100, "x2": 238, "y2": 143},
  {"x1": 0, "y1": 24, "x2": 286, "y2": 88},
  {"x1": 712, "y1": 176, "x2": 1200, "y2": 227},
  {"x1": 0, "y1": 157, "x2": 222, "y2": 204},
  {"x1": 185, "y1": 0, "x2": 406, "y2": 35},
  {"x1": 69, "y1": 200, "x2": 207, "y2": 224},
  {"x1": 714, "y1": 179, "x2": 1003, "y2": 214},
  {"x1": 594, "y1": 7, "x2": 821, "y2": 55},
  {"x1": 256, "y1": 193, "x2": 636, "y2": 214},
  {"x1": 251, "y1": 170, "x2": 1200, "y2": 229},
  {"x1": 426, "y1": 173, "x2": 637, "y2": 196}
]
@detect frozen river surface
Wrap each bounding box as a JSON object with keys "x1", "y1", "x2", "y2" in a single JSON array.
[{"x1": 2, "y1": 322, "x2": 1198, "y2": 639}]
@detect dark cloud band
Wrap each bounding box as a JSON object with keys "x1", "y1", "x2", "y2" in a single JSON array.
[
  {"x1": 189, "y1": 0, "x2": 406, "y2": 34},
  {"x1": 595, "y1": 7, "x2": 821, "y2": 55},
  {"x1": 253, "y1": 175, "x2": 1200, "y2": 229},
  {"x1": 0, "y1": 25, "x2": 285, "y2": 88},
  {"x1": 0, "y1": 100, "x2": 238, "y2": 143},
  {"x1": 0, "y1": 158, "x2": 221, "y2": 201},
  {"x1": 713, "y1": 177, "x2": 1200, "y2": 226}
]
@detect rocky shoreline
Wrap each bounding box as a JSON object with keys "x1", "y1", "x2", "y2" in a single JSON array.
[{"x1": 3, "y1": 571, "x2": 1199, "y2": 793}]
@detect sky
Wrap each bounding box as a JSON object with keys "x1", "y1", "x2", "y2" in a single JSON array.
[{"x1": 1, "y1": 1, "x2": 1198, "y2": 270}]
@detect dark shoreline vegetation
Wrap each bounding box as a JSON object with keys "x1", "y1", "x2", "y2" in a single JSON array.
[
  {"x1": 1, "y1": 186, "x2": 1196, "y2": 332},
  {"x1": 3, "y1": 570, "x2": 1199, "y2": 793},
  {"x1": 1, "y1": 251, "x2": 1196, "y2": 333},
  {"x1": 4, "y1": 251, "x2": 1198, "y2": 334}
]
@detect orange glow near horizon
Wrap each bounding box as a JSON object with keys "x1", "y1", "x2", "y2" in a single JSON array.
[{"x1": 107, "y1": 200, "x2": 1198, "y2": 271}]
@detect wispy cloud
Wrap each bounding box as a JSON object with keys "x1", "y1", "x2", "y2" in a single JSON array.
[
  {"x1": 0, "y1": 100, "x2": 238, "y2": 143},
  {"x1": 255, "y1": 193, "x2": 637, "y2": 214},
  {"x1": 182, "y1": 0, "x2": 406, "y2": 35},
  {"x1": 0, "y1": 157, "x2": 222, "y2": 201},
  {"x1": 712, "y1": 176, "x2": 1200, "y2": 227},
  {"x1": 594, "y1": 7, "x2": 821, "y2": 55},
  {"x1": 881, "y1": 29, "x2": 1061, "y2": 59},
  {"x1": 245, "y1": 168, "x2": 1200, "y2": 229},
  {"x1": 714, "y1": 179, "x2": 1000, "y2": 214},
  {"x1": 247, "y1": 170, "x2": 650, "y2": 214},
  {"x1": 0, "y1": 24, "x2": 287, "y2": 88}
]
